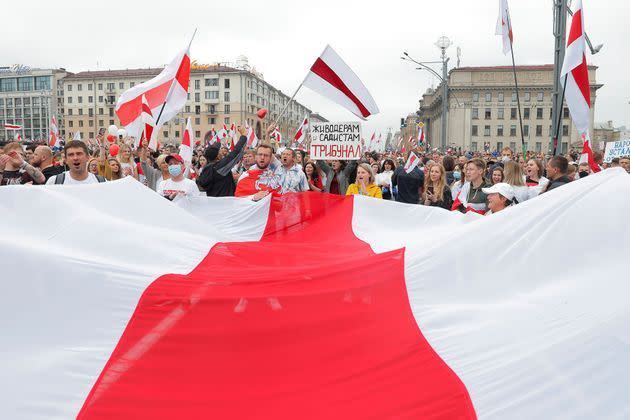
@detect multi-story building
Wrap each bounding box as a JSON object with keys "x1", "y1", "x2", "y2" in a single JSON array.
[
  {"x1": 0, "y1": 66, "x2": 69, "y2": 142},
  {"x1": 62, "y1": 58, "x2": 313, "y2": 145},
  {"x1": 417, "y1": 65, "x2": 602, "y2": 154}
]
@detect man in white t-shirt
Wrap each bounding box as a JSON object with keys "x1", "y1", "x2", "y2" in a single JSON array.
[
  {"x1": 157, "y1": 154, "x2": 200, "y2": 200},
  {"x1": 46, "y1": 140, "x2": 106, "y2": 185}
]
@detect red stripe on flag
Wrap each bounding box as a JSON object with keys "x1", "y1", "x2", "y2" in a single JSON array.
[
  {"x1": 78, "y1": 193, "x2": 475, "y2": 419},
  {"x1": 175, "y1": 54, "x2": 191, "y2": 91},
  {"x1": 571, "y1": 55, "x2": 591, "y2": 108},
  {"x1": 116, "y1": 80, "x2": 172, "y2": 126},
  {"x1": 567, "y1": 9, "x2": 583, "y2": 46},
  {"x1": 310, "y1": 58, "x2": 371, "y2": 118}
]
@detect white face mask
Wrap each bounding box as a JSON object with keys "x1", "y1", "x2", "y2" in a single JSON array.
[{"x1": 501, "y1": 156, "x2": 510, "y2": 163}]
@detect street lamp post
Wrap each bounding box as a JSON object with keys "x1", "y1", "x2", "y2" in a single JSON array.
[{"x1": 402, "y1": 36, "x2": 452, "y2": 152}]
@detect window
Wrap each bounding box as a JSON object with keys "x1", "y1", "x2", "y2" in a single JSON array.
[
  {"x1": 77, "y1": 84, "x2": 83, "y2": 91},
  {"x1": 78, "y1": 109, "x2": 83, "y2": 115},
  {"x1": 185, "y1": 105, "x2": 191, "y2": 113},
  {"x1": 79, "y1": 120, "x2": 83, "y2": 127},
  {"x1": 224, "y1": 117, "x2": 230, "y2": 124},
  {"x1": 119, "y1": 82, "x2": 124, "y2": 89},
  {"x1": 68, "y1": 121, "x2": 73, "y2": 127},
  {"x1": 485, "y1": 108, "x2": 492, "y2": 120},
  {"x1": 485, "y1": 92, "x2": 492, "y2": 102},
  {"x1": 224, "y1": 104, "x2": 230, "y2": 113},
  {"x1": 110, "y1": 119, "x2": 114, "y2": 125},
  {"x1": 524, "y1": 92, "x2": 531, "y2": 102},
  {"x1": 562, "y1": 125, "x2": 569, "y2": 136},
  {"x1": 99, "y1": 120, "x2": 104, "y2": 127},
  {"x1": 195, "y1": 79, "x2": 200, "y2": 90},
  {"x1": 537, "y1": 92, "x2": 544, "y2": 101},
  {"x1": 195, "y1": 92, "x2": 200, "y2": 102},
  {"x1": 195, "y1": 105, "x2": 200, "y2": 114},
  {"x1": 78, "y1": 96, "x2": 83, "y2": 104},
  {"x1": 88, "y1": 96, "x2": 93, "y2": 103},
  {"x1": 205, "y1": 91, "x2": 219, "y2": 100},
  {"x1": 68, "y1": 109, "x2": 73, "y2": 116},
  {"x1": 208, "y1": 117, "x2": 215, "y2": 125},
  {"x1": 107, "y1": 83, "x2": 115, "y2": 91},
  {"x1": 18, "y1": 77, "x2": 34, "y2": 91},
  {"x1": 497, "y1": 141, "x2": 503, "y2": 151},
  {"x1": 98, "y1": 83, "x2": 103, "y2": 90},
  {"x1": 109, "y1": 108, "x2": 114, "y2": 117},
  {"x1": 511, "y1": 108, "x2": 517, "y2": 119},
  {"x1": 224, "y1": 92, "x2": 230, "y2": 102},
  {"x1": 523, "y1": 125, "x2": 529, "y2": 137},
  {"x1": 35, "y1": 76, "x2": 51, "y2": 90},
  {"x1": 87, "y1": 83, "x2": 93, "y2": 90},
  {"x1": 510, "y1": 125, "x2": 517, "y2": 136},
  {"x1": 536, "y1": 125, "x2": 543, "y2": 136},
  {"x1": 550, "y1": 108, "x2": 553, "y2": 119},
  {"x1": 174, "y1": 131, "x2": 180, "y2": 138},
  {"x1": 89, "y1": 108, "x2": 93, "y2": 117},
  {"x1": 536, "y1": 108, "x2": 543, "y2": 119},
  {"x1": 471, "y1": 142, "x2": 478, "y2": 151},
  {"x1": 563, "y1": 107, "x2": 570, "y2": 118},
  {"x1": 193, "y1": 117, "x2": 199, "y2": 125},
  {"x1": 205, "y1": 78, "x2": 218, "y2": 86},
  {"x1": 195, "y1": 131, "x2": 201, "y2": 138},
  {"x1": 509, "y1": 142, "x2": 516, "y2": 150},
  {"x1": 89, "y1": 120, "x2": 94, "y2": 127},
  {"x1": 523, "y1": 108, "x2": 530, "y2": 119},
  {"x1": 207, "y1": 104, "x2": 216, "y2": 113},
  {"x1": 130, "y1": 82, "x2": 135, "y2": 88},
  {"x1": 472, "y1": 108, "x2": 479, "y2": 119},
  {"x1": 497, "y1": 108, "x2": 504, "y2": 119},
  {"x1": 224, "y1": 79, "x2": 230, "y2": 89},
  {"x1": 535, "y1": 142, "x2": 542, "y2": 152},
  {"x1": 497, "y1": 125, "x2": 504, "y2": 136},
  {"x1": 163, "y1": 131, "x2": 168, "y2": 137},
  {"x1": 67, "y1": 84, "x2": 73, "y2": 92},
  {"x1": 187, "y1": 93, "x2": 190, "y2": 100},
  {"x1": 484, "y1": 125, "x2": 491, "y2": 136},
  {"x1": 472, "y1": 92, "x2": 479, "y2": 102},
  {"x1": 97, "y1": 96, "x2": 103, "y2": 103},
  {"x1": 67, "y1": 97, "x2": 73, "y2": 104},
  {"x1": 511, "y1": 92, "x2": 517, "y2": 102}
]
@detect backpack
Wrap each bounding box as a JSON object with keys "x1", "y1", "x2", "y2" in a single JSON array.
[{"x1": 54, "y1": 172, "x2": 106, "y2": 184}]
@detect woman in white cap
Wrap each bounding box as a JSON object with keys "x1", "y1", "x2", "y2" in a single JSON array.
[{"x1": 482, "y1": 183, "x2": 515, "y2": 215}]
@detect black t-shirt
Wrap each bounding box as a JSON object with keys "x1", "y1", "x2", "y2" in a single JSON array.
[
  {"x1": 0, "y1": 170, "x2": 34, "y2": 186},
  {"x1": 42, "y1": 165, "x2": 65, "y2": 182},
  {"x1": 392, "y1": 166, "x2": 424, "y2": 204}
]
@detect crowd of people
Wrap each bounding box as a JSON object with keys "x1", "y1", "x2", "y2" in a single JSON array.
[{"x1": 2, "y1": 126, "x2": 629, "y2": 216}]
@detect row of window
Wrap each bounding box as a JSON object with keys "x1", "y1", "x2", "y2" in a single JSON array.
[
  {"x1": 65, "y1": 78, "x2": 230, "y2": 93},
  {"x1": 471, "y1": 124, "x2": 570, "y2": 137},
  {"x1": 0, "y1": 97, "x2": 51, "y2": 108},
  {"x1": 472, "y1": 107, "x2": 570, "y2": 121},
  {"x1": 0, "y1": 119, "x2": 49, "y2": 129},
  {"x1": 472, "y1": 91, "x2": 546, "y2": 103},
  {"x1": 0, "y1": 76, "x2": 52, "y2": 92},
  {"x1": 0, "y1": 108, "x2": 48, "y2": 118},
  {"x1": 469, "y1": 141, "x2": 568, "y2": 154}
]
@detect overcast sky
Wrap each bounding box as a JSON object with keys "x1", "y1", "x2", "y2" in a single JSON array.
[{"x1": 5, "y1": 0, "x2": 629, "y2": 136}]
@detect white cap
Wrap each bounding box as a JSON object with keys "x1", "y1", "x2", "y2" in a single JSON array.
[{"x1": 482, "y1": 183, "x2": 515, "y2": 201}]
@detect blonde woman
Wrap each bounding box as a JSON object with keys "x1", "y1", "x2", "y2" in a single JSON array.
[
  {"x1": 504, "y1": 160, "x2": 540, "y2": 202},
  {"x1": 423, "y1": 164, "x2": 453, "y2": 210},
  {"x1": 345, "y1": 163, "x2": 382, "y2": 198},
  {"x1": 117, "y1": 144, "x2": 138, "y2": 179}
]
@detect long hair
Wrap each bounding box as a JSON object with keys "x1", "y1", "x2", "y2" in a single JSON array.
[
  {"x1": 424, "y1": 163, "x2": 447, "y2": 202},
  {"x1": 108, "y1": 158, "x2": 123, "y2": 180},
  {"x1": 504, "y1": 161, "x2": 525, "y2": 186},
  {"x1": 382, "y1": 159, "x2": 396, "y2": 172},
  {"x1": 303, "y1": 161, "x2": 320, "y2": 183},
  {"x1": 527, "y1": 158, "x2": 544, "y2": 179},
  {"x1": 355, "y1": 163, "x2": 375, "y2": 185}
]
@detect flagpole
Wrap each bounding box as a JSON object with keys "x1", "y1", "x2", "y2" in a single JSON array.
[
  {"x1": 153, "y1": 29, "x2": 198, "y2": 129},
  {"x1": 552, "y1": 75, "x2": 568, "y2": 155},
  {"x1": 272, "y1": 82, "x2": 304, "y2": 129},
  {"x1": 506, "y1": 14, "x2": 526, "y2": 161}
]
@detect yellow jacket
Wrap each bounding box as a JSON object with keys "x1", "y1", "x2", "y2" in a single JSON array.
[{"x1": 345, "y1": 183, "x2": 383, "y2": 199}]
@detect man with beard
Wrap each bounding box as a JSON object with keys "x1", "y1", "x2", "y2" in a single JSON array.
[
  {"x1": 276, "y1": 148, "x2": 308, "y2": 193},
  {"x1": 31, "y1": 145, "x2": 64, "y2": 182},
  {"x1": 0, "y1": 142, "x2": 46, "y2": 186},
  {"x1": 235, "y1": 144, "x2": 281, "y2": 201}
]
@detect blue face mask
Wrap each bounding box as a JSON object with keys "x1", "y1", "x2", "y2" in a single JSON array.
[
  {"x1": 168, "y1": 165, "x2": 182, "y2": 177},
  {"x1": 453, "y1": 171, "x2": 462, "y2": 180}
]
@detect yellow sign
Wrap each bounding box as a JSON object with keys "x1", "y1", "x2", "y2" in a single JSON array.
[{"x1": 190, "y1": 60, "x2": 214, "y2": 71}]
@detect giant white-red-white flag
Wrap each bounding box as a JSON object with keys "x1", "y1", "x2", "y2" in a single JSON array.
[
  {"x1": 495, "y1": 0, "x2": 513, "y2": 55},
  {"x1": 179, "y1": 117, "x2": 193, "y2": 166},
  {"x1": 115, "y1": 45, "x2": 191, "y2": 141},
  {"x1": 561, "y1": 0, "x2": 599, "y2": 172},
  {"x1": 302, "y1": 45, "x2": 379, "y2": 120},
  {"x1": 49, "y1": 116, "x2": 61, "y2": 149},
  {"x1": 294, "y1": 115, "x2": 309, "y2": 146}
]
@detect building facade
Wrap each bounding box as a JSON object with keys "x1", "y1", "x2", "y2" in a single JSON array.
[
  {"x1": 417, "y1": 65, "x2": 602, "y2": 154},
  {"x1": 0, "y1": 66, "x2": 69, "y2": 142},
  {"x1": 62, "y1": 59, "x2": 313, "y2": 145}
]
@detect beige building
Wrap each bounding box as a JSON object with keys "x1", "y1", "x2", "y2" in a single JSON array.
[
  {"x1": 0, "y1": 66, "x2": 70, "y2": 142},
  {"x1": 417, "y1": 65, "x2": 602, "y2": 154},
  {"x1": 62, "y1": 58, "x2": 313, "y2": 145}
]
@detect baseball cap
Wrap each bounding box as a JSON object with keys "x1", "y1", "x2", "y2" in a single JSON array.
[
  {"x1": 482, "y1": 183, "x2": 515, "y2": 201},
  {"x1": 165, "y1": 154, "x2": 184, "y2": 164}
]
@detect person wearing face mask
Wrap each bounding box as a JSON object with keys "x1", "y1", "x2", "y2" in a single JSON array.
[
  {"x1": 500, "y1": 147, "x2": 513, "y2": 163},
  {"x1": 156, "y1": 154, "x2": 201, "y2": 200},
  {"x1": 577, "y1": 162, "x2": 591, "y2": 179}
]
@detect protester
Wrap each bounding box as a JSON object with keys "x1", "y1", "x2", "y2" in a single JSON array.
[
  {"x1": 118, "y1": 144, "x2": 138, "y2": 179},
  {"x1": 543, "y1": 156, "x2": 572, "y2": 193},
  {"x1": 87, "y1": 158, "x2": 100, "y2": 175},
  {"x1": 0, "y1": 141, "x2": 46, "y2": 186},
  {"x1": 108, "y1": 158, "x2": 123, "y2": 180},
  {"x1": 423, "y1": 164, "x2": 453, "y2": 210},
  {"x1": 46, "y1": 140, "x2": 106, "y2": 185},
  {"x1": 391, "y1": 154, "x2": 424, "y2": 204},
  {"x1": 139, "y1": 147, "x2": 169, "y2": 191},
  {"x1": 453, "y1": 158, "x2": 490, "y2": 214},
  {"x1": 31, "y1": 145, "x2": 64, "y2": 181},
  {"x1": 491, "y1": 166, "x2": 504, "y2": 185},
  {"x1": 24, "y1": 144, "x2": 37, "y2": 164},
  {"x1": 525, "y1": 159, "x2": 546, "y2": 186},
  {"x1": 156, "y1": 154, "x2": 200, "y2": 199},
  {"x1": 375, "y1": 159, "x2": 396, "y2": 200},
  {"x1": 483, "y1": 183, "x2": 515, "y2": 215},
  {"x1": 443, "y1": 155, "x2": 455, "y2": 185},
  {"x1": 503, "y1": 161, "x2": 530, "y2": 203},
  {"x1": 235, "y1": 144, "x2": 282, "y2": 201},
  {"x1": 304, "y1": 161, "x2": 323, "y2": 192},
  {"x1": 578, "y1": 162, "x2": 591, "y2": 179},
  {"x1": 501, "y1": 147, "x2": 513, "y2": 162},
  {"x1": 319, "y1": 159, "x2": 358, "y2": 195},
  {"x1": 232, "y1": 149, "x2": 255, "y2": 179},
  {"x1": 197, "y1": 126, "x2": 248, "y2": 197},
  {"x1": 620, "y1": 156, "x2": 630, "y2": 173},
  {"x1": 345, "y1": 163, "x2": 382, "y2": 198},
  {"x1": 276, "y1": 148, "x2": 309, "y2": 193}
]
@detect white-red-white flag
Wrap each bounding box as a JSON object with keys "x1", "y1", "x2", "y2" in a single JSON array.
[
  {"x1": 302, "y1": 45, "x2": 379, "y2": 120},
  {"x1": 417, "y1": 125, "x2": 425, "y2": 144},
  {"x1": 179, "y1": 117, "x2": 193, "y2": 166},
  {"x1": 294, "y1": 115, "x2": 309, "y2": 146},
  {"x1": 49, "y1": 116, "x2": 61, "y2": 149},
  {"x1": 271, "y1": 127, "x2": 282, "y2": 144},
  {"x1": 138, "y1": 94, "x2": 156, "y2": 149},
  {"x1": 246, "y1": 125, "x2": 259, "y2": 148},
  {"x1": 15, "y1": 133, "x2": 22, "y2": 142},
  {"x1": 367, "y1": 132, "x2": 376, "y2": 151},
  {"x1": 115, "y1": 45, "x2": 191, "y2": 140},
  {"x1": 404, "y1": 152, "x2": 421, "y2": 173},
  {"x1": 3, "y1": 123, "x2": 22, "y2": 130},
  {"x1": 495, "y1": 0, "x2": 514, "y2": 55},
  {"x1": 561, "y1": 0, "x2": 598, "y2": 172}
]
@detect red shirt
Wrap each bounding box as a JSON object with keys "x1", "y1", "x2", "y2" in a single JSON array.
[{"x1": 235, "y1": 168, "x2": 282, "y2": 197}]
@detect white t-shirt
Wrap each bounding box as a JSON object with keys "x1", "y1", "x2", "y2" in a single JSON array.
[
  {"x1": 45, "y1": 171, "x2": 102, "y2": 185},
  {"x1": 156, "y1": 177, "x2": 200, "y2": 199}
]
